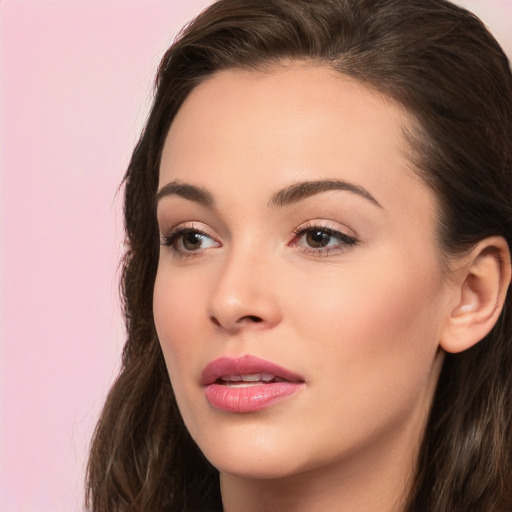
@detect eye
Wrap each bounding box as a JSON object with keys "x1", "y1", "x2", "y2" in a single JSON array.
[
  {"x1": 291, "y1": 223, "x2": 358, "y2": 256},
  {"x1": 302, "y1": 229, "x2": 335, "y2": 249},
  {"x1": 161, "y1": 225, "x2": 220, "y2": 258}
]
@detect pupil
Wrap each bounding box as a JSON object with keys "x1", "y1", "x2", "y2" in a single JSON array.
[
  {"x1": 183, "y1": 232, "x2": 202, "y2": 250},
  {"x1": 306, "y1": 230, "x2": 330, "y2": 248}
]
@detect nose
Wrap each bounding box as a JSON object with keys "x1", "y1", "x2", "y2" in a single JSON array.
[{"x1": 207, "y1": 248, "x2": 282, "y2": 334}]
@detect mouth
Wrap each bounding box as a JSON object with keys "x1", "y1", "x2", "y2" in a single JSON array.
[
  {"x1": 200, "y1": 354, "x2": 304, "y2": 386},
  {"x1": 200, "y1": 355, "x2": 305, "y2": 413},
  {"x1": 216, "y1": 373, "x2": 288, "y2": 387}
]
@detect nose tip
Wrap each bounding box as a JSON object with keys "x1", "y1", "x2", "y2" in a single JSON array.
[{"x1": 207, "y1": 258, "x2": 281, "y2": 333}]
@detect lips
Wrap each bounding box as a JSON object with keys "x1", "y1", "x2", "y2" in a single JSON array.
[{"x1": 201, "y1": 354, "x2": 305, "y2": 413}]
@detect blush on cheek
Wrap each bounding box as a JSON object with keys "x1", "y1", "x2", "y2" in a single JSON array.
[{"x1": 320, "y1": 266, "x2": 440, "y2": 364}]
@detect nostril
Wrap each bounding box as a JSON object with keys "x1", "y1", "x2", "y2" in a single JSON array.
[
  {"x1": 243, "y1": 315, "x2": 263, "y2": 323},
  {"x1": 210, "y1": 316, "x2": 221, "y2": 327},
  {"x1": 209, "y1": 314, "x2": 265, "y2": 329}
]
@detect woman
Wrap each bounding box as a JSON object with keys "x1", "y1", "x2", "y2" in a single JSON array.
[{"x1": 86, "y1": 0, "x2": 512, "y2": 510}]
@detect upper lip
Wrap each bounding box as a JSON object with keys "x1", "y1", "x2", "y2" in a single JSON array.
[{"x1": 200, "y1": 354, "x2": 305, "y2": 386}]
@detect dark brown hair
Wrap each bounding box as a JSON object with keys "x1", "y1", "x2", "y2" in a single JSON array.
[{"x1": 86, "y1": 1, "x2": 512, "y2": 510}]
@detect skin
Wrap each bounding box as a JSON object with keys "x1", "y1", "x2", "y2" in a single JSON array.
[{"x1": 153, "y1": 64, "x2": 461, "y2": 511}]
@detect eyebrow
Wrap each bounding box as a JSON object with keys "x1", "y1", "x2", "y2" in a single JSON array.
[
  {"x1": 155, "y1": 178, "x2": 382, "y2": 209},
  {"x1": 269, "y1": 179, "x2": 382, "y2": 209},
  {"x1": 155, "y1": 181, "x2": 215, "y2": 207}
]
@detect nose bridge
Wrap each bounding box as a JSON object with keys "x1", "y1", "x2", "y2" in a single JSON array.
[{"x1": 208, "y1": 238, "x2": 281, "y2": 332}]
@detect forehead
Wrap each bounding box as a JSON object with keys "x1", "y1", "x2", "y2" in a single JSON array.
[
  {"x1": 159, "y1": 64, "x2": 435, "y2": 222},
  {"x1": 164, "y1": 64, "x2": 410, "y2": 156}
]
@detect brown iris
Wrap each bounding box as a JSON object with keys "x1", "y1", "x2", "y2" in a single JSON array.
[
  {"x1": 182, "y1": 232, "x2": 204, "y2": 251},
  {"x1": 306, "y1": 230, "x2": 331, "y2": 248}
]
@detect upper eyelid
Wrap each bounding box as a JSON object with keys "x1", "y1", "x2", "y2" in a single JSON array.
[
  {"x1": 160, "y1": 219, "x2": 359, "y2": 245},
  {"x1": 162, "y1": 221, "x2": 215, "y2": 236},
  {"x1": 161, "y1": 227, "x2": 214, "y2": 244},
  {"x1": 292, "y1": 226, "x2": 358, "y2": 244},
  {"x1": 157, "y1": 212, "x2": 228, "y2": 238},
  {"x1": 292, "y1": 219, "x2": 358, "y2": 237}
]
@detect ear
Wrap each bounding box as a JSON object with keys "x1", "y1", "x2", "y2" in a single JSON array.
[{"x1": 440, "y1": 236, "x2": 511, "y2": 354}]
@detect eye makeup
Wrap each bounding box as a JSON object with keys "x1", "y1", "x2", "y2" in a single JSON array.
[{"x1": 160, "y1": 218, "x2": 359, "y2": 260}]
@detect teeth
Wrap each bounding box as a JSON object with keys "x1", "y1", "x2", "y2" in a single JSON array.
[
  {"x1": 226, "y1": 375, "x2": 242, "y2": 382},
  {"x1": 220, "y1": 373, "x2": 276, "y2": 384},
  {"x1": 241, "y1": 374, "x2": 262, "y2": 382}
]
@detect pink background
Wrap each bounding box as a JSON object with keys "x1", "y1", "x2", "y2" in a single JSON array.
[{"x1": 1, "y1": 1, "x2": 510, "y2": 510}]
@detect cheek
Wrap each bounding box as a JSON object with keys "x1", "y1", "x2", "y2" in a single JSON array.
[
  {"x1": 153, "y1": 267, "x2": 206, "y2": 384},
  {"x1": 153, "y1": 267, "x2": 217, "y2": 439},
  {"x1": 291, "y1": 257, "x2": 444, "y2": 384},
  {"x1": 282, "y1": 259, "x2": 446, "y2": 457}
]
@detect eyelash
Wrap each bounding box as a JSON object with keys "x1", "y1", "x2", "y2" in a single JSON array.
[
  {"x1": 160, "y1": 222, "x2": 358, "y2": 259},
  {"x1": 290, "y1": 222, "x2": 358, "y2": 257},
  {"x1": 161, "y1": 223, "x2": 219, "y2": 260}
]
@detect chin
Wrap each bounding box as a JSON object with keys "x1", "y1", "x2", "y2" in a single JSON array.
[
  {"x1": 212, "y1": 454, "x2": 307, "y2": 481},
  {"x1": 191, "y1": 421, "x2": 313, "y2": 480}
]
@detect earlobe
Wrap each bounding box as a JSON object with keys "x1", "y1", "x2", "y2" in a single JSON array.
[{"x1": 440, "y1": 236, "x2": 511, "y2": 354}]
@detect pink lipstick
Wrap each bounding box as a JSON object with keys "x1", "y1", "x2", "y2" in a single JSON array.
[{"x1": 201, "y1": 354, "x2": 305, "y2": 413}]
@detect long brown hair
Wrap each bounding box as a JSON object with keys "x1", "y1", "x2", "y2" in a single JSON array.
[{"x1": 86, "y1": 1, "x2": 512, "y2": 510}]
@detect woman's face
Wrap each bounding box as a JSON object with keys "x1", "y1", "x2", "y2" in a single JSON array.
[{"x1": 154, "y1": 65, "x2": 453, "y2": 482}]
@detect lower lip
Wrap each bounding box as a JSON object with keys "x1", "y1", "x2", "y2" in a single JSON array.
[{"x1": 204, "y1": 382, "x2": 303, "y2": 413}]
